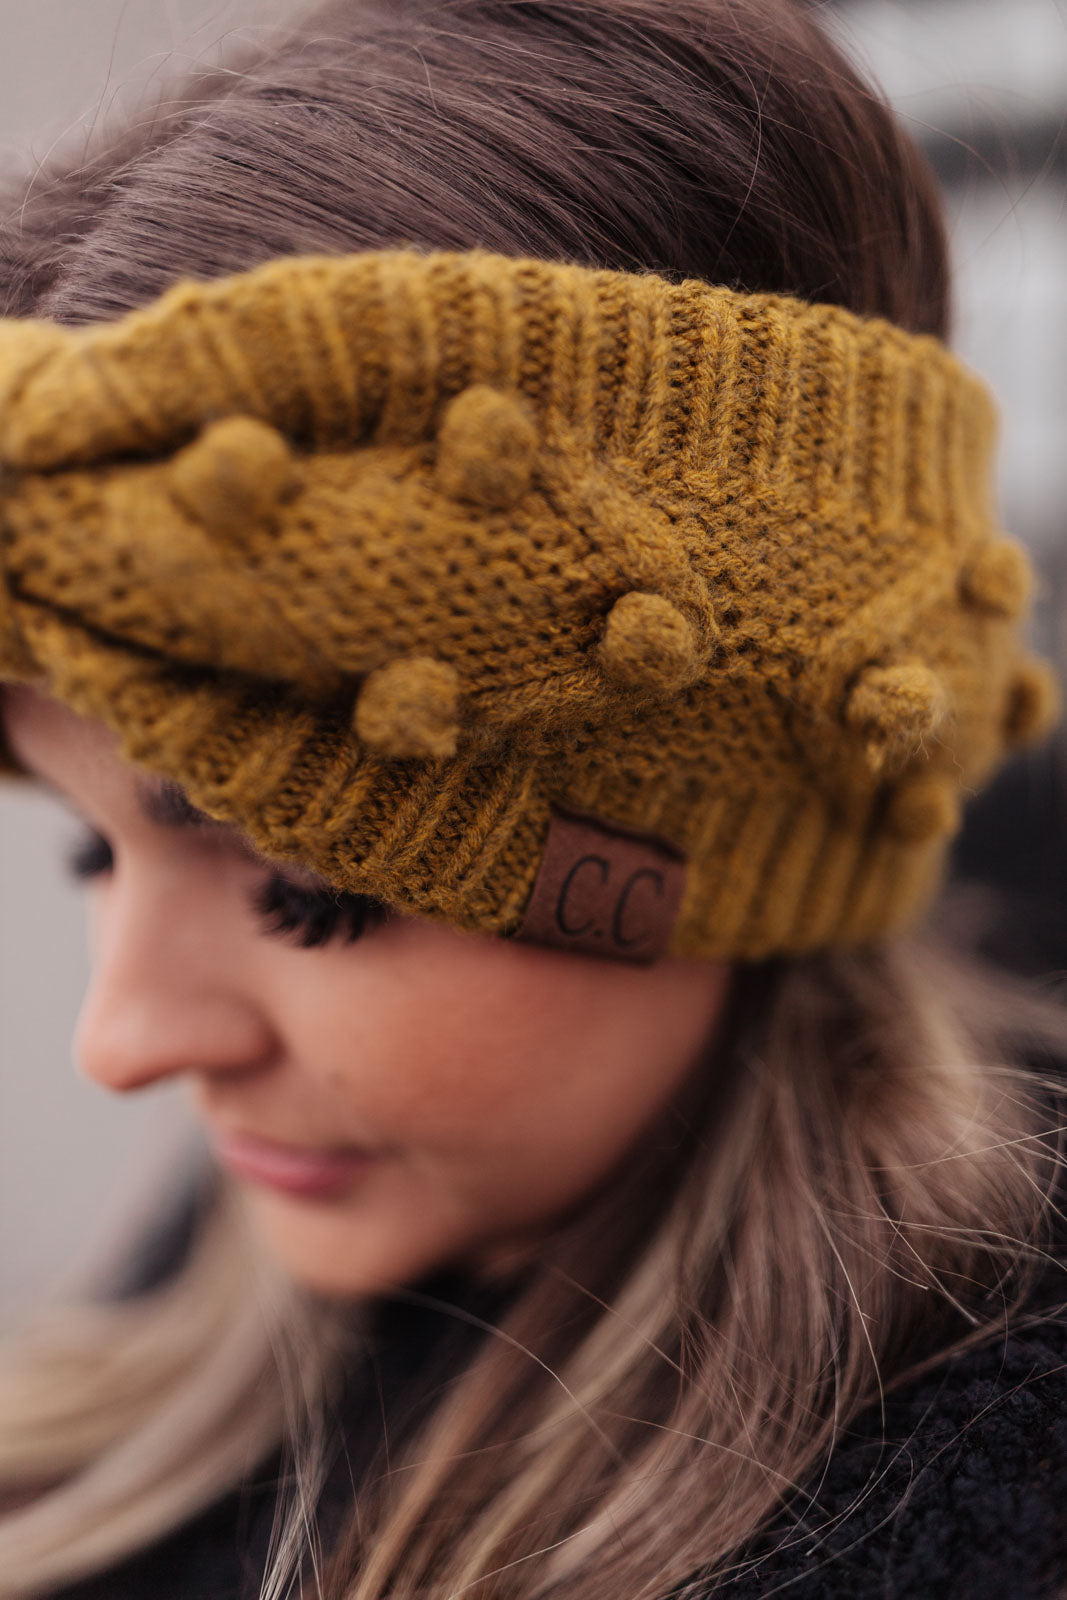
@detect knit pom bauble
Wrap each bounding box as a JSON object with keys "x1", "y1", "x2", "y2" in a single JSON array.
[
  {"x1": 959, "y1": 539, "x2": 1034, "y2": 620},
  {"x1": 354, "y1": 657, "x2": 462, "y2": 761},
  {"x1": 597, "y1": 591, "x2": 707, "y2": 695},
  {"x1": 845, "y1": 662, "x2": 949, "y2": 774},
  {"x1": 1005, "y1": 659, "x2": 1062, "y2": 748},
  {"x1": 169, "y1": 416, "x2": 300, "y2": 538},
  {"x1": 887, "y1": 774, "x2": 963, "y2": 844},
  {"x1": 435, "y1": 385, "x2": 539, "y2": 511}
]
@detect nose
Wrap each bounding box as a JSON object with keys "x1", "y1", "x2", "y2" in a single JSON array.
[{"x1": 72, "y1": 872, "x2": 278, "y2": 1094}]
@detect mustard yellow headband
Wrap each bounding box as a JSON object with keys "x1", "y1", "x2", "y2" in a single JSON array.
[{"x1": 0, "y1": 249, "x2": 1058, "y2": 961}]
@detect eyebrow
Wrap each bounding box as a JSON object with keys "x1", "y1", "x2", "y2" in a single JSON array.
[
  {"x1": 134, "y1": 777, "x2": 220, "y2": 830},
  {"x1": 30, "y1": 765, "x2": 225, "y2": 833}
]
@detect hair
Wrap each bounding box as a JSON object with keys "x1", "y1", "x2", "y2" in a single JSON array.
[{"x1": 0, "y1": 2, "x2": 1065, "y2": 1597}]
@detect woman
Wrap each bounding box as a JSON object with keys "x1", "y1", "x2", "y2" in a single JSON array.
[{"x1": 0, "y1": 1, "x2": 1064, "y2": 1596}]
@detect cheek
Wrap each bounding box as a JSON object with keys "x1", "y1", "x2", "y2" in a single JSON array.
[{"x1": 279, "y1": 932, "x2": 724, "y2": 1214}]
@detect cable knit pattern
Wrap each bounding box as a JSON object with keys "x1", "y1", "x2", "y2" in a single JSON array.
[{"x1": 0, "y1": 248, "x2": 1058, "y2": 958}]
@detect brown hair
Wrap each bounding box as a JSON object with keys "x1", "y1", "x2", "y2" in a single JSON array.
[
  {"x1": 3, "y1": 0, "x2": 949, "y2": 336},
  {"x1": 0, "y1": 4, "x2": 1062, "y2": 1599}
]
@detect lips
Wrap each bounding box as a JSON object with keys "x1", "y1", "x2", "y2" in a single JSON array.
[{"x1": 208, "y1": 1126, "x2": 375, "y2": 1198}]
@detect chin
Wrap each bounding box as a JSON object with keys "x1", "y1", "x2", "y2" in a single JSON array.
[{"x1": 235, "y1": 1185, "x2": 477, "y2": 1300}]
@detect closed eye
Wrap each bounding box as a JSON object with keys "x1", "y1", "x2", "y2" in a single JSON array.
[
  {"x1": 63, "y1": 825, "x2": 390, "y2": 950},
  {"x1": 246, "y1": 873, "x2": 391, "y2": 949}
]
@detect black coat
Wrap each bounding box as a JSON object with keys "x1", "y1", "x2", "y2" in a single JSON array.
[{"x1": 51, "y1": 1270, "x2": 1067, "y2": 1600}]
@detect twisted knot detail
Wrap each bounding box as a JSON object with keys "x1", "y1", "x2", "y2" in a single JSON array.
[{"x1": 0, "y1": 322, "x2": 69, "y2": 460}]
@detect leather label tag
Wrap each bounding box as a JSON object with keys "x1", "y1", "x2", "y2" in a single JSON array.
[{"x1": 514, "y1": 804, "x2": 687, "y2": 963}]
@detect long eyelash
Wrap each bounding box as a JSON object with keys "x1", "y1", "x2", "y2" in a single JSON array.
[
  {"x1": 64, "y1": 826, "x2": 388, "y2": 951},
  {"x1": 247, "y1": 875, "x2": 389, "y2": 950}
]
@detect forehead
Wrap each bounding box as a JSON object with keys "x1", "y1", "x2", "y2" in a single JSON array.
[
  {"x1": 0, "y1": 681, "x2": 220, "y2": 832},
  {"x1": 0, "y1": 680, "x2": 111, "y2": 769}
]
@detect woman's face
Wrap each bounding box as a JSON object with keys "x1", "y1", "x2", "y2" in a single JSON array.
[{"x1": 1, "y1": 682, "x2": 730, "y2": 1297}]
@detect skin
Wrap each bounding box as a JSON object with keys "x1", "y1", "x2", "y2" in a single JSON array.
[{"x1": 0, "y1": 681, "x2": 731, "y2": 1298}]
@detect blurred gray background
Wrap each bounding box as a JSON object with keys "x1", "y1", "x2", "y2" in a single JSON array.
[{"x1": 0, "y1": 0, "x2": 1064, "y2": 1320}]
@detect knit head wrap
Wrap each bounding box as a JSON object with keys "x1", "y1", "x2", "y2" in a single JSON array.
[{"x1": 0, "y1": 249, "x2": 1058, "y2": 962}]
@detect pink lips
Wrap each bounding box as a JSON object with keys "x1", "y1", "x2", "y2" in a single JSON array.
[{"x1": 210, "y1": 1128, "x2": 373, "y2": 1198}]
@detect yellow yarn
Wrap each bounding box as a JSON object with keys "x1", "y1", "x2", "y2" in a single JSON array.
[
  {"x1": 0, "y1": 579, "x2": 35, "y2": 677},
  {"x1": 435, "y1": 385, "x2": 539, "y2": 510},
  {"x1": 354, "y1": 657, "x2": 462, "y2": 761},
  {"x1": 0, "y1": 247, "x2": 1059, "y2": 961},
  {"x1": 886, "y1": 774, "x2": 962, "y2": 844},
  {"x1": 845, "y1": 662, "x2": 948, "y2": 774},
  {"x1": 958, "y1": 538, "x2": 1034, "y2": 621},
  {"x1": 1005, "y1": 659, "x2": 1061, "y2": 747},
  {"x1": 169, "y1": 416, "x2": 300, "y2": 537},
  {"x1": 597, "y1": 592, "x2": 706, "y2": 694}
]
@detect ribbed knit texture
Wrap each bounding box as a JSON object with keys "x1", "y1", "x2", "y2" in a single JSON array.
[{"x1": 0, "y1": 248, "x2": 1058, "y2": 959}]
